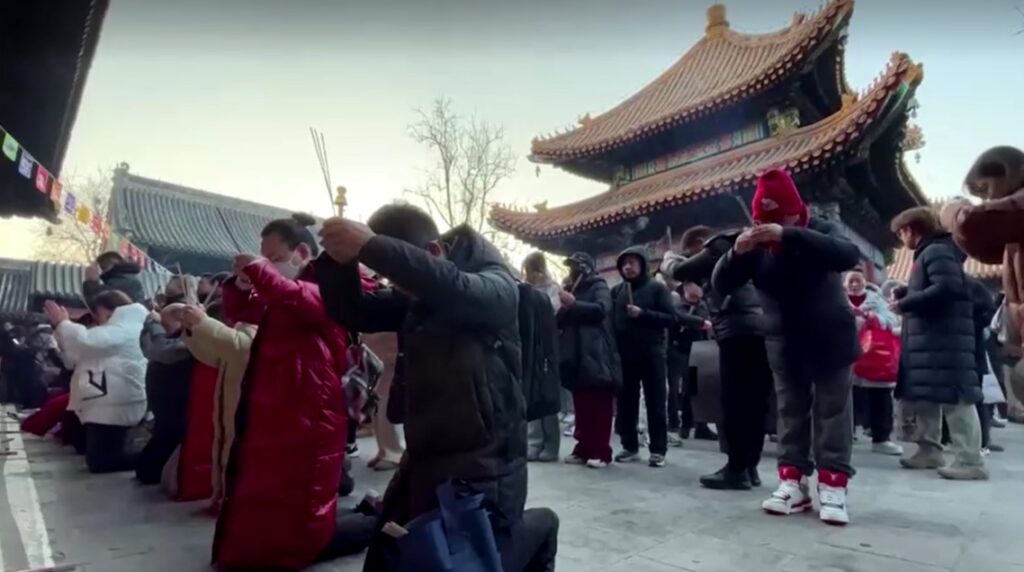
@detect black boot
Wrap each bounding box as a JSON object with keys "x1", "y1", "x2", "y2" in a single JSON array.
[
  {"x1": 693, "y1": 424, "x2": 718, "y2": 441},
  {"x1": 747, "y1": 467, "x2": 761, "y2": 487},
  {"x1": 699, "y1": 466, "x2": 752, "y2": 490}
]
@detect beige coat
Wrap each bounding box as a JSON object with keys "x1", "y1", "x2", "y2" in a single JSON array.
[{"x1": 183, "y1": 317, "x2": 257, "y2": 503}]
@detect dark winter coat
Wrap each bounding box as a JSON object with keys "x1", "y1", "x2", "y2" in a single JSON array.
[
  {"x1": 139, "y1": 318, "x2": 194, "y2": 436},
  {"x1": 315, "y1": 225, "x2": 527, "y2": 535},
  {"x1": 557, "y1": 272, "x2": 622, "y2": 392},
  {"x1": 84, "y1": 262, "x2": 146, "y2": 304},
  {"x1": 712, "y1": 218, "x2": 861, "y2": 376},
  {"x1": 665, "y1": 230, "x2": 765, "y2": 340},
  {"x1": 611, "y1": 246, "x2": 676, "y2": 356},
  {"x1": 895, "y1": 233, "x2": 982, "y2": 405},
  {"x1": 968, "y1": 277, "x2": 996, "y2": 378},
  {"x1": 670, "y1": 295, "x2": 710, "y2": 356}
]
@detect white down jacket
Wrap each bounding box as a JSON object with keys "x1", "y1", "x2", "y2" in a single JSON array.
[{"x1": 57, "y1": 303, "x2": 149, "y2": 426}]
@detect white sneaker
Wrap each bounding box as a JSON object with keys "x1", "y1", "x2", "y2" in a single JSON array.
[
  {"x1": 562, "y1": 424, "x2": 574, "y2": 437},
  {"x1": 761, "y1": 466, "x2": 812, "y2": 516},
  {"x1": 564, "y1": 454, "x2": 586, "y2": 465},
  {"x1": 817, "y1": 470, "x2": 850, "y2": 526},
  {"x1": 667, "y1": 433, "x2": 684, "y2": 448},
  {"x1": 871, "y1": 441, "x2": 904, "y2": 456},
  {"x1": 586, "y1": 459, "x2": 608, "y2": 469}
]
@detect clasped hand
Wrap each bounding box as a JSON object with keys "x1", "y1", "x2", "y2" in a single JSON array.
[{"x1": 734, "y1": 223, "x2": 783, "y2": 255}]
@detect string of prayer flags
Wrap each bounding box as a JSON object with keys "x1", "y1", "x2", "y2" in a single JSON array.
[
  {"x1": 90, "y1": 213, "x2": 104, "y2": 234},
  {"x1": 2, "y1": 133, "x2": 18, "y2": 161},
  {"x1": 18, "y1": 152, "x2": 34, "y2": 178},
  {"x1": 50, "y1": 180, "x2": 63, "y2": 206},
  {"x1": 63, "y1": 193, "x2": 77, "y2": 215}
]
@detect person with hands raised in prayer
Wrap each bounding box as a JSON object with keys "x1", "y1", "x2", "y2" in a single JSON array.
[{"x1": 713, "y1": 169, "x2": 861, "y2": 526}]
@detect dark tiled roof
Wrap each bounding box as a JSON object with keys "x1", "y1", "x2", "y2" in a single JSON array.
[
  {"x1": 530, "y1": 0, "x2": 852, "y2": 162},
  {"x1": 0, "y1": 259, "x2": 33, "y2": 317},
  {"x1": 494, "y1": 54, "x2": 923, "y2": 239},
  {"x1": 108, "y1": 171, "x2": 296, "y2": 259},
  {"x1": 31, "y1": 261, "x2": 166, "y2": 305}
]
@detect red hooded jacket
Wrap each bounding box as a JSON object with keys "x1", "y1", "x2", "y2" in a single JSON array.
[{"x1": 212, "y1": 260, "x2": 349, "y2": 570}]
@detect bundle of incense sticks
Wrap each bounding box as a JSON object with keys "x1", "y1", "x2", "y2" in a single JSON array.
[{"x1": 626, "y1": 282, "x2": 634, "y2": 306}]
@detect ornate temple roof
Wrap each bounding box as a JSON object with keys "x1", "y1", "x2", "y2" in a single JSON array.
[
  {"x1": 108, "y1": 168, "x2": 299, "y2": 261},
  {"x1": 887, "y1": 245, "x2": 1001, "y2": 283},
  {"x1": 494, "y1": 53, "x2": 923, "y2": 240},
  {"x1": 530, "y1": 0, "x2": 853, "y2": 163}
]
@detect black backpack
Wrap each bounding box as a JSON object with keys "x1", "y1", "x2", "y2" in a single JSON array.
[{"x1": 516, "y1": 283, "x2": 562, "y2": 422}]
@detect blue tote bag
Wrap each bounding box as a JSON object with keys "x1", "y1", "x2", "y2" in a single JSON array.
[{"x1": 393, "y1": 481, "x2": 503, "y2": 572}]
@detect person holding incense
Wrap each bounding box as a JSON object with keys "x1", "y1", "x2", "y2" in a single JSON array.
[
  {"x1": 610, "y1": 246, "x2": 676, "y2": 468},
  {"x1": 557, "y1": 252, "x2": 621, "y2": 469}
]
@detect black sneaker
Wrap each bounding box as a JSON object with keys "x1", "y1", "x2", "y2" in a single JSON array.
[
  {"x1": 747, "y1": 467, "x2": 762, "y2": 487},
  {"x1": 346, "y1": 443, "x2": 360, "y2": 458},
  {"x1": 615, "y1": 449, "x2": 641, "y2": 463},
  {"x1": 693, "y1": 425, "x2": 718, "y2": 441},
  {"x1": 699, "y1": 466, "x2": 752, "y2": 490},
  {"x1": 648, "y1": 454, "x2": 666, "y2": 468}
]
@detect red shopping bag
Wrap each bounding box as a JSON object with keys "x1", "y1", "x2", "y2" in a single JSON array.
[{"x1": 853, "y1": 316, "x2": 900, "y2": 383}]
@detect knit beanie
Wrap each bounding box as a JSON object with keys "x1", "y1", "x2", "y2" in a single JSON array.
[{"x1": 751, "y1": 169, "x2": 809, "y2": 227}]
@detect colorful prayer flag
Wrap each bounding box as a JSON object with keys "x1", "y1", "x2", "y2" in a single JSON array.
[
  {"x1": 18, "y1": 152, "x2": 34, "y2": 178},
  {"x1": 2, "y1": 133, "x2": 19, "y2": 161},
  {"x1": 118, "y1": 238, "x2": 131, "y2": 257},
  {"x1": 90, "y1": 214, "x2": 103, "y2": 234},
  {"x1": 76, "y1": 205, "x2": 91, "y2": 224},
  {"x1": 63, "y1": 193, "x2": 77, "y2": 215},
  {"x1": 50, "y1": 180, "x2": 63, "y2": 205},
  {"x1": 35, "y1": 166, "x2": 49, "y2": 193},
  {"x1": 107, "y1": 231, "x2": 121, "y2": 252}
]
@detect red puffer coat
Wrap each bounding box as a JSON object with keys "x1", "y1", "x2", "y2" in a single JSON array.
[{"x1": 212, "y1": 260, "x2": 349, "y2": 570}]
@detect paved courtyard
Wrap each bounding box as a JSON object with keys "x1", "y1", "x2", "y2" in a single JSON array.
[{"x1": 1, "y1": 409, "x2": 1023, "y2": 572}]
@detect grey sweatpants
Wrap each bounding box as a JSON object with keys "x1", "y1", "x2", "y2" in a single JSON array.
[
  {"x1": 528, "y1": 414, "x2": 561, "y2": 458},
  {"x1": 774, "y1": 365, "x2": 854, "y2": 477},
  {"x1": 902, "y1": 400, "x2": 984, "y2": 467}
]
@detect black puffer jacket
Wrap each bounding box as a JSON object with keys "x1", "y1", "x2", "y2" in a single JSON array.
[
  {"x1": 968, "y1": 277, "x2": 996, "y2": 378},
  {"x1": 557, "y1": 270, "x2": 622, "y2": 392},
  {"x1": 84, "y1": 262, "x2": 146, "y2": 304},
  {"x1": 670, "y1": 294, "x2": 710, "y2": 355},
  {"x1": 895, "y1": 233, "x2": 981, "y2": 404},
  {"x1": 611, "y1": 246, "x2": 676, "y2": 356},
  {"x1": 315, "y1": 225, "x2": 526, "y2": 532},
  {"x1": 712, "y1": 218, "x2": 861, "y2": 376},
  {"x1": 665, "y1": 230, "x2": 764, "y2": 340}
]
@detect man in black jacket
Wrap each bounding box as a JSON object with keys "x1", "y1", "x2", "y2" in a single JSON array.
[
  {"x1": 713, "y1": 170, "x2": 860, "y2": 526},
  {"x1": 611, "y1": 246, "x2": 676, "y2": 468},
  {"x1": 891, "y1": 207, "x2": 987, "y2": 481},
  {"x1": 558, "y1": 252, "x2": 622, "y2": 469},
  {"x1": 665, "y1": 225, "x2": 772, "y2": 490},
  {"x1": 317, "y1": 204, "x2": 557, "y2": 572},
  {"x1": 659, "y1": 267, "x2": 714, "y2": 443},
  {"x1": 83, "y1": 252, "x2": 146, "y2": 304}
]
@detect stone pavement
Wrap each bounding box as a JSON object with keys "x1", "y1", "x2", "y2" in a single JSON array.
[{"x1": 2, "y1": 418, "x2": 1024, "y2": 572}]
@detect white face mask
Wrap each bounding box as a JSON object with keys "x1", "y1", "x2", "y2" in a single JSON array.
[{"x1": 273, "y1": 253, "x2": 304, "y2": 280}]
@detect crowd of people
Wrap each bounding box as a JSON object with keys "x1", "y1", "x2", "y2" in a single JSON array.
[{"x1": 2, "y1": 145, "x2": 1023, "y2": 570}]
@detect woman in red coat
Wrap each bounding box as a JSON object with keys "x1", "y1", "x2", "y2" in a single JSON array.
[{"x1": 213, "y1": 214, "x2": 350, "y2": 571}]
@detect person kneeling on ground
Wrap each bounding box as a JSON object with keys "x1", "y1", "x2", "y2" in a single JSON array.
[
  {"x1": 713, "y1": 169, "x2": 861, "y2": 525},
  {"x1": 317, "y1": 203, "x2": 559, "y2": 572},
  {"x1": 45, "y1": 292, "x2": 148, "y2": 474},
  {"x1": 891, "y1": 206, "x2": 988, "y2": 481}
]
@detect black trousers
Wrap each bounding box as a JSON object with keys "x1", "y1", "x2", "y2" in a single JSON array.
[
  {"x1": 719, "y1": 335, "x2": 773, "y2": 471},
  {"x1": 977, "y1": 403, "x2": 993, "y2": 448},
  {"x1": 853, "y1": 386, "x2": 894, "y2": 443},
  {"x1": 667, "y1": 347, "x2": 685, "y2": 431},
  {"x1": 618, "y1": 351, "x2": 668, "y2": 455},
  {"x1": 135, "y1": 418, "x2": 185, "y2": 484},
  {"x1": 84, "y1": 423, "x2": 134, "y2": 474}
]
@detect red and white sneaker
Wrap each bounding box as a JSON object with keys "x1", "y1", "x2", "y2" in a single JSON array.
[
  {"x1": 817, "y1": 470, "x2": 850, "y2": 526},
  {"x1": 761, "y1": 465, "x2": 812, "y2": 516}
]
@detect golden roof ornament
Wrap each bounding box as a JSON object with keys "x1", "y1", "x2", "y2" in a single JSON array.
[
  {"x1": 705, "y1": 4, "x2": 729, "y2": 38},
  {"x1": 578, "y1": 113, "x2": 592, "y2": 126},
  {"x1": 901, "y1": 123, "x2": 925, "y2": 152},
  {"x1": 841, "y1": 92, "x2": 858, "y2": 109}
]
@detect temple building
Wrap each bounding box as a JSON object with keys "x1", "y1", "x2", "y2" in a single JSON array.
[{"x1": 491, "y1": 0, "x2": 926, "y2": 282}]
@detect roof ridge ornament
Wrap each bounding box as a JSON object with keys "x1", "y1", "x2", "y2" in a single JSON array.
[{"x1": 705, "y1": 4, "x2": 729, "y2": 38}]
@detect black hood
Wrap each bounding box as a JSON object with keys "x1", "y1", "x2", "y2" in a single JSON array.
[
  {"x1": 616, "y1": 245, "x2": 651, "y2": 285},
  {"x1": 101, "y1": 261, "x2": 141, "y2": 281},
  {"x1": 441, "y1": 224, "x2": 510, "y2": 274}
]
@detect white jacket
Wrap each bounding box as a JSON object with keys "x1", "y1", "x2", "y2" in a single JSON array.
[{"x1": 57, "y1": 304, "x2": 149, "y2": 426}]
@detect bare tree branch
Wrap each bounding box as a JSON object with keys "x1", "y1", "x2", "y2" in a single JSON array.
[{"x1": 31, "y1": 167, "x2": 113, "y2": 264}]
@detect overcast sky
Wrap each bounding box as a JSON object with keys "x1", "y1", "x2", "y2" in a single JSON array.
[{"x1": 1, "y1": 0, "x2": 1021, "y2": 259}]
